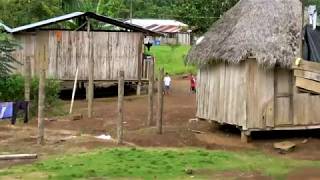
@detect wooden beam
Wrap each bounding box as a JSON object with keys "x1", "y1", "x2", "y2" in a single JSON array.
[
  {"x1": 147, "y1": 60, "x2": 154, "y2": 126},
  {"x1": 292, "y1": 60, "x2": 320, "y2": 74},
  {"x1": 296, "y1": 77, "x2": 320, "y2": 94},
  {"x1": 157, "y1": 68, "x2": 164, "y2": 134},
  {"x1": 69, "y1": 68, "x2": 79, "y2": 114},
  {"x1": 38, "y1": 59, "x2": 46, "y2": 145},
  {"x1": 24, "y1": 56, "x2": 31, "y2": 121},
  {"x1": 300, "y1": 0, "x2": 305, "y2": 57},
  {"x1": 87, "y1": 18, "x2": 94, "y2": 118},
  {"x1": 117, "y1": 70, "x2": 124, "y2": 145},
  {"x1": 0, "y1": 154, "x2": 37, "y2": 160},
  {"x1": 294, "y1": 69, "x2": 320, "y2": 82}
]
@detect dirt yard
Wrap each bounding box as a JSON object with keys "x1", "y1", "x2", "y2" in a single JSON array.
[{"x1": 1, "y1": 77, "x2": 320, "y2": 178}]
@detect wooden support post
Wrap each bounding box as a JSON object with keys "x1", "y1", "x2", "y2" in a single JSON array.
[
  {"x1": 137, "y1": 81, "x2": 141, "y2": 96},
  {"x1": 241, "y1": 131, "x2": 251, "y2": 143},
  {"x1": 37, "y1": 68, "x2": 46, "y2": 145},
  {"x1": 147, "y1": 60, "x2": 154, "y2": 126},
  {"x1": 117, "y1": 70, "x2": 125, "y2": 145},
  {"x1": 24, "y1": 56, "x2": 31, "y2": 121},
  {"x1": 300, "y1": 0, "x2": 305, "y2": 57},
  {"x1": 87, "y1": 18, "x2": 94, "y2": 118},
  {"x1": 157, "y1": 68, "x2": 164, "y2": 134}
]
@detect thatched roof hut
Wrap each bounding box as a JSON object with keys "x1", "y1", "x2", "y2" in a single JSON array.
[
  {"x1": 187, "y1": 0, "x2": 302, "y2": 68},
  {"x1": 187, "y1": 0, "x2": 320, "y2": 142}
]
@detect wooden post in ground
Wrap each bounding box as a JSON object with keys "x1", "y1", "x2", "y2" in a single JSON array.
[
  {"x1": 147, "y1": 60, "x2": 154, "y2": 126},
  {"x1": 241, "y1": 131, "x2": 251, "y2": 143},
  {"x1": 24, "y1": 56, "x2": 31, "y2": 121},
  {"x1": 157, "y1": 68, "x2": 164, "y2": 134},
  {"x1": 117, "y1": 70, "x2": 125, "y2": 144},
  {"x1": 69, "y1": 68, "x2": 79, "y2": 114},
  {"x1": 136, "y1": 81, "x2": 141, "y2": 96},
  {"x1": 87, "y1": 17, "x2": 94, "y2": 118},
  {"x1": 37, "y1": 64, "x2": 46, "y2": 145}
]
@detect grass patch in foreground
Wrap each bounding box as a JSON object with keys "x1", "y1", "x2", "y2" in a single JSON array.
[
  {"x1": 149, "y1": 45, "x2": 196, "y2": 75},
  {"x1": 0, "y1": 148, "x2": 319, "y2": 180}
]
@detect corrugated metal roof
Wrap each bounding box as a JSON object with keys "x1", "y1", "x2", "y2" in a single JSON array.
[
  {"x1": 0, "y1": 23, "x2": 12, "y2": 32},
  {"x1": 1, "y1": 12, "x2": 160, "y2": 35},
  {"x1": 10, "y1": 12, "x2": 85, "y2": 33},
  {"x1": 126, "y1": 19, "x2": 187, "y2": 27},
  {"x1": 125, "y1": 19, "x2": 188, "y2": 33}
]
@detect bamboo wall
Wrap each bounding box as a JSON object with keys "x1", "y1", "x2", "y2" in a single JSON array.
[
  {"x1": 12, "y1": 30, "x2": 145, "y2": 81},
  {"x1": 197, "y1": 59, "x2": 320, "y2": 131}
]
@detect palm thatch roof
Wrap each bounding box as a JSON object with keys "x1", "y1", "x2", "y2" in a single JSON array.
[{"x1": 187, "y1": 0, "x2": 302, "y2": 68}]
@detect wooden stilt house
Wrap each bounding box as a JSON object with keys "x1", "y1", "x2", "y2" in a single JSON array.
[
  {"x1": 2, "y1": 12, "x2": 158, "y2": 83},
  {"x1": 187, "y1": 0, "x2": 320, "y2": 141}
]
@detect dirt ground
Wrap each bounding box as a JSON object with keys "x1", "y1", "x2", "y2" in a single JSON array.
[{"x1": 1, "y1": 77, "x2": 320, "y2": 179}]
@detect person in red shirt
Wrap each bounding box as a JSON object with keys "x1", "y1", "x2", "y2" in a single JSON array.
[{"x1": 189, "y1": 73, "x2": 196, "y2": 93}]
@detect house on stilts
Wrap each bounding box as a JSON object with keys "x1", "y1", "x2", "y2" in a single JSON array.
[
  {"x1": 187, "y1": 0, "x2": 320, "y2": 142},
  {"x1": 1, "y1": 12, "x2": 159, "y2": 92}
]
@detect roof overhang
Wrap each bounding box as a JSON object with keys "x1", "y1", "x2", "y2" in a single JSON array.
[{"x1": 2, "y1": 12, "x2": 162, "y2": 36}]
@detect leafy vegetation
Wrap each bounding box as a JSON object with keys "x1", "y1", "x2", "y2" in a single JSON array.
[
  {"x1": 1, "y1": 1, "x2": 320, "y2": 34},
  {"x1": 0, "y1": 74, "x2": 63, "y2": 116},
  {"x1": 149, "y1": 45, "x2": 195, "y2": 75},
  {"x1": 0, "y1": 0, "x2": 239, "y2": 34},
  {"x1": 0, "y1": 148, "x2": 319, "y2": 179}
]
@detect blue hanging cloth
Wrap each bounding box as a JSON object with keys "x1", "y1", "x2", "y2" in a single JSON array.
[{"x1": 0, "y1": 102, "x2": 14, "y2": 119}]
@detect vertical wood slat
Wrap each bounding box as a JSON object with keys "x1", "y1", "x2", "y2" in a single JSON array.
[{"x1": 12, "y1": 31, "x2": 143, "y2": 81}]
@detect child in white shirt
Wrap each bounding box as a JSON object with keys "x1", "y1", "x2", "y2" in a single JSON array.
[{"x1": 163, "y1": 73, "x2": 171, "y2": 95}]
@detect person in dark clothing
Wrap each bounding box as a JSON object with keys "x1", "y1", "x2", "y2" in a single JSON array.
[{"x1": 12, "y1": 101, "x2": 29, "y2": 125}]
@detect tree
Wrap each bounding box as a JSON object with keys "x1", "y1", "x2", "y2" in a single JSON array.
[
  {"x1": 0, "y1": 0, "x2": 241, "y2": 34},
  {"x1": 0, "y1": 33, "x2": 20, "y2": 77}
]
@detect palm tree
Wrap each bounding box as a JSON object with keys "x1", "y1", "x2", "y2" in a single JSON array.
[{"x1": 0, "y1": 33, "x2": 20, "y2": 77}]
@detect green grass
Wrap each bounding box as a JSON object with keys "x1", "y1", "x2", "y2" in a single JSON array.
[
  {"x1": 149, "y1": 45, "x2": 196, "y2": 75},
  {"x1": 0, "y1": 148, "x2": 319, "y2": 180}
]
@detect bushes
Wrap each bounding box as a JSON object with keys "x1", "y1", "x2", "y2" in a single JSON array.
[{"x1": 0, "y1": 74, "x2": 61, "y2": 116}]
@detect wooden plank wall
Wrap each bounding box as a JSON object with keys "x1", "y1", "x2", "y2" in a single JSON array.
[
  {"x1": 246, "y1": 60, "x2": 274, "y2": 129},
  {"x1": 12, "y1": 31, "x2": 145, "y2": 81},
  {"x1": 197, "y1": 62, "x2": 247, "y2": 127},
  {"x1": 293, "y1": 86, "x2": 320, "y2": 126},
  {"x1": 11, "y1": 34, "x2": 36, "y2": 76},
  {"x1": 274, "y1": 69, "x2": 292, "y2": 126},
  {"x1": 197, "y1": 59, "x2": 320, "y2": 130}
]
